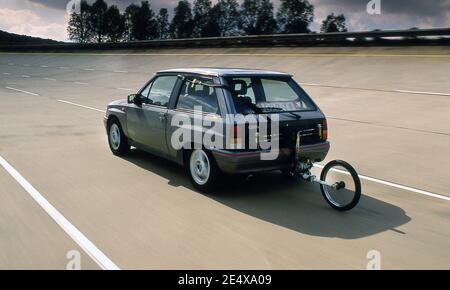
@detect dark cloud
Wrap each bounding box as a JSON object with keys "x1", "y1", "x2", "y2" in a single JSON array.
[
  {"x1": 313, "y1": 0, "x2": 449, "y2": 18},
  {"x1": 26, "y1": 0, "x2": 450, "y2": 31},
  {"x1": 28, "y1": 0, "x2": 450, "y2": 18},
  {"x1": 310, "y1": 0, "x2": 450, "y2": 31},
  {"x1": 28, "y1": 0, "x2": 179, "y2": 12}
]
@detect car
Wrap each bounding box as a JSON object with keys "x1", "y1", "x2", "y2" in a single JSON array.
[{"x1": 104, "y1": 68, "x2": 330, "y2": 192}]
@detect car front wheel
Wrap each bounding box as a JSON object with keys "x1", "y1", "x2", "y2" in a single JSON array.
[
  {"x1": 186, "y1": 149, "x2": 219, "y2": 192},
  {"x1": 108, "y1": 119, "x2": 130, "y2": 155}
]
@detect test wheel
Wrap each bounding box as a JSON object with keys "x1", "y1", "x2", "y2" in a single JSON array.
[{"x1": 320, "y1": 160, "x2": 361, "y2": 211}]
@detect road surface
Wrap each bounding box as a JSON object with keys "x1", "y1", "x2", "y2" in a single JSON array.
[{"x1": 0, "y1": 46, "x2": 449, "y2": 269}]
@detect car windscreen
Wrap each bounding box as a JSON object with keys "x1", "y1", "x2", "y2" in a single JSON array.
[{"x1": 224, "y1": 76, "x2": 316, "y2": 114}]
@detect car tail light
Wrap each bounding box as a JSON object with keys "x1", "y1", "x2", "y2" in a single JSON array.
[
  {"x1": 319, "y1": 119, "x2": 328, "y2": 141},
  {"x1": 231, "y1": 124, "x2": 243, "y2": 148}
]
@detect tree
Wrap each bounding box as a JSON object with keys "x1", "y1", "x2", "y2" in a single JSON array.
[
  {"x1": 68, "y1": 1, "x2": 93, "y2": 43},
  {"x1": 124, "y1": 4, "x2": 140, "y2": 41},
  {"x1": 320, "y1": 13, "x2": 347, "y2": 33},
  {"x1": 277, "y1": 0, "x2": 314, "y2": 33},
  {"x1": 124, "y1": 1, "x2": 158, "y2": 41},
  {"x1": 240, "y1": 0, "x2": 277, "y2": 35},
  {"x1": 105, "y1": 5, "x2": 125, "y2": 42},
  {"x1": 90, "y1": 0, "x2": 108, "y2": 42},
  {"x1": 156, "y1": 8, "x2": 170, "y2": 39},
  {"x1": 202, "y1": 5, "x2": 221, "y2": 37},
  {"x1": 192, "y1": 0, "x2": 213, "y2": 37},
  {"x1": 170, "y1": 0, "x2": 194, "y2": 39},
  {"x1": 215, "y1": 0, "x2": 241, "y2": 36}
]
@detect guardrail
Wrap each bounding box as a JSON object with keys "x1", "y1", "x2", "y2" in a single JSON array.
[{"x1": 1, "y1": 28, "x2": 449, "y2": 51}]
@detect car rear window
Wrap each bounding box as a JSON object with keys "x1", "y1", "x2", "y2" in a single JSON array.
[{"x1": 225, "y1": 76, "x2": 316, "y2": 114}]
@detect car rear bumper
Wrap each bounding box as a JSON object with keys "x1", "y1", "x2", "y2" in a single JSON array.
[{"x1": 212, "y1": 141, "x2": 330, "y2": 174}]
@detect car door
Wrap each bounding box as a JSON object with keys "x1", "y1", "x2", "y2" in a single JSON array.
[
  {"x1": 166, "y1": 75, "x2": 222, "y2": 159},
  {"x1": 126, "y1": 75, "x2": 178, "y2": 154}
]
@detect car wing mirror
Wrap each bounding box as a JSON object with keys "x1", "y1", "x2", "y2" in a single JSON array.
[
  {"x1": 128, "y1": 94, "x2": 145, "y2": 106},
  {"x1": 127, "y1": 94, "x2": 136, "y2": 104}
]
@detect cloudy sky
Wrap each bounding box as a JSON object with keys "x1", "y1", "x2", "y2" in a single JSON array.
[{"x1": 0, "y1": 0, "x2": 449, "y2": 41}]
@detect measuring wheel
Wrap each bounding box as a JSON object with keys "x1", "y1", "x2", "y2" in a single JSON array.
[{"x1": 319, "y1": 160, "x2": 361, "y2": 211}]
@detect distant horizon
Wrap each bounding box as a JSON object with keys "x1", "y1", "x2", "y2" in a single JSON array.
[{"x1": 1, "y1": 0, "x2": 449, "y2": 42}]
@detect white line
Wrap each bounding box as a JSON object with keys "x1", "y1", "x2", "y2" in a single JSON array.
[
  {"x1": 83, "y1": 68, "x2": 95, "y2": 71},
  {"x1": 43, "y1": 77, "x2": 57, "y2": 81},
  {"x1": 314, "y1": 164, "x2": 450, "y2": 202},
  {"x1": 40, "y1": 65, "x2": 48, "y2": 68},
  {"x1": 59, "y1": 66, "x2": 69, "y2": 69},
  {"x1": 74, "y1": 81, "x2": 89, "y2": 85},
  {"x1": 22, "y1": 64, "x2": 30, "y2": 67},
  {"x1": 3, "y1": 72, "x2": 10, "y2": 75},
  {"x1": 5, "y1": 86, "x2": 39, "y2": 96},
  {"x1": 302, "y1": 83, "x2": 323, "y2": 86},
  {"x1": 113, "y1": 70, "x2": 128, "y2": 73},
  {"x1": 0, "y1": 156, "x2": 119, "y2": 270},
  {"x1": 57, "y1": 100, "x2": 106, "y2": 113},
  {"x1": 395, "y1": 89, "x2": 450, "y2": 97},
  {"x1": 22, "y1": 75, "x2": 30, "y2": 78},
  {"x1": 302, "y1": 83, "x2": 450, "y2": 97},
  {"x1": 117, "y1": 87, "x2": 134, "y2": 92},
  {"x1": 8, "y1": 63, "x2": 14, "y2": 66}
]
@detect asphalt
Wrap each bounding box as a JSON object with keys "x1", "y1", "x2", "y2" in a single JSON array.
[{"x1": 0, "y1": 46, "x2": 449, "y2": 269}]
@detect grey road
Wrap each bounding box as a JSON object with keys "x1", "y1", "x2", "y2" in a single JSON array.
[{"x1": 0, "y1": 46, "x2": 449, "y2": 269}]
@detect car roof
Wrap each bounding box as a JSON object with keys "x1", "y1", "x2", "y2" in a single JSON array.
[{"x1": 157, "y1": 68, "x2": 292, "y2": 77}]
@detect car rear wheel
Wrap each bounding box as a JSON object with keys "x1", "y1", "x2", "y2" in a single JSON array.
[
  {"x1": 186, "y1": 149, "x2": 219, "y2": 192},
  {"x1": 108, "y1": 119, "x2": 130, "y2": 155}
]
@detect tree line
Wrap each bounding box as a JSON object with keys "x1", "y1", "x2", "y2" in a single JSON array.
[{"x1": 68, "y1": 0, "x2": 347, "y2": 43}]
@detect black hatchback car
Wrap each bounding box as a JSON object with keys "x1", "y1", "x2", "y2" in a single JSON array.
[{"x1": 104, "y1": 68, "x2": 330, "y2": 191}]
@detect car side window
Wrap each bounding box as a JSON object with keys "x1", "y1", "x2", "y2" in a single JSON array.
[
  {"x1": 230, "y1": 78, "x2": 256, "y2": 104},
  {"x1": 176, "y1": 78, "x2": 219, "y2": 114},
  {"x1": 140, "y1": 82, "x2": 152, "y2": 99},
  {"x1": 146, "y1": 76, "x2": 178, "y2": 107}
]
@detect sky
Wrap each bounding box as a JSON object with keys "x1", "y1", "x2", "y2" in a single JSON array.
[{"x1": 0, "y1": 0, "x2": 449, "y2": 41}]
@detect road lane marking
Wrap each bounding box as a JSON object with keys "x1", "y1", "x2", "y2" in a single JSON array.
[
  {"x1": 328, "y1": 116, "x2": 450, "y2": 136},
  {"x1": 117, "y1": 87, "x2": 134, "y2": 92},
  {"x1": 22, "y1": 75, "x2": 30, "y2": 78},
  {"x1": 114, "y1": 70, "x2": 128, "y2": 73},
  {"x1": 74, "y1": 81, "x2": 89, "y2": 85},
  {"x1": 40, "y1": 65, "x2": 48, "y2": 68},
  {"x1": 3, "y1": 72, "x2": 10, "y2": 75},
  {"x1": 59, "y1": 66, "x2": 70, "y2": 69},
  {"x1": 0, "y1": 156, "x2": 120, "y2": 270},
  {"x1": 5, "y1": 86, "x2": 39, "y2": 96},
  {"x1": 302, "y1": 83, "x2": 450, "y2": 97},
  {"x1": 314, "y1": 164, "x2": 450, "y2": 202},
  {"x1": 83, "y1": 68, "x2": 95, "y2": 71},
  {"x1": 395, "y1": 89, "x2": 450, "y2": 97},
  {"x1": 43, "y1": 77, "x2": 57, "y2": 81},
  {"x1": 57, "y1": 100, "x2": 106, "y2": 113}
]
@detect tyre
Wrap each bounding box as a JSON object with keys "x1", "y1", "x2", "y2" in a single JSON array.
[
  {"x1": 186, "y1": 149, "x2": 220, "y2": 192},
  {"x1": 107, "y1": 118, "x2": 130, "y2": 155},
  {"x1": 319, "y1": 160, "x2": 361, "y2": 211}
]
